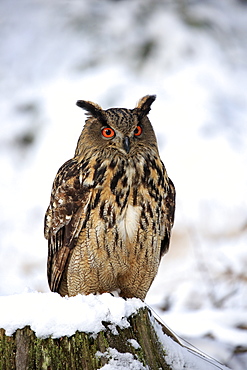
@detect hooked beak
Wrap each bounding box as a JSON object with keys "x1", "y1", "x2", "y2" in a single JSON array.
[{"x1": 123, "y1": 136, "x2": 130, "y2": 153}]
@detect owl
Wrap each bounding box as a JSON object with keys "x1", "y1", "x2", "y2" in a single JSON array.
[{"x1": 44, "y1": 95, "x2": 175, "y2": 300}]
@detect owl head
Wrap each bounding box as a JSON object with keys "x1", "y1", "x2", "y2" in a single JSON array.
[{"x1": 75, "y1": 95, "x2": 158, "y2": 159}]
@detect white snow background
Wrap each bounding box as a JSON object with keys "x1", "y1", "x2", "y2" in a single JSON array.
[{"x1": 0, "y1": 0, "x2": 247, "y2": 369}]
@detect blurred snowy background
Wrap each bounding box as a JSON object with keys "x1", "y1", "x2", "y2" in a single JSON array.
[{"x1": 0, "y1": 0, "x2": 247, "y2": 368}]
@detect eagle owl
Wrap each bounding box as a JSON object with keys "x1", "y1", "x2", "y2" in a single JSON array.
[{"x1": 44, "y1": 95, "x2": 175, "y2": 300}]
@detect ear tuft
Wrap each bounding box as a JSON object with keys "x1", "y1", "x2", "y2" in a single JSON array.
[
  {"x1": 136, "y1": 95, "x2": 156, "y2": 117},
  {"x1": 76, "y1": 100, "x2": 105, "y2": 121}
]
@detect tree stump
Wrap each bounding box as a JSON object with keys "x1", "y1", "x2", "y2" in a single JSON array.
[
  {"x1": 0, "y1": 307, "x2": 171, "y2": 369},
  {"x1": 0, "y1": 303, "x2": 230, "y2": 370}
]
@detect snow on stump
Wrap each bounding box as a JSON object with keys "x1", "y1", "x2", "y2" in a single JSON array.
[{"x1": 0, "y1": 292, "x2": 230, "y2": 370}]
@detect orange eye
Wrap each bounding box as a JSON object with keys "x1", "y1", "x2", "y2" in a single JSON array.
[
  {"x1": 134, "y1": 125, "x2": 142, "y2": 136},
  {"x1": 101, "y1": 127, "x2": 115, "y2": 139}
]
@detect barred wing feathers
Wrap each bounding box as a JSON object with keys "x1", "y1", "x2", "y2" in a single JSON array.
[
  {"x1": 44, "y1": 158, "x2": 90, "y2": 292},
  {"x1": 160, "y1": 177, "x2": 176, "y2": 257}
]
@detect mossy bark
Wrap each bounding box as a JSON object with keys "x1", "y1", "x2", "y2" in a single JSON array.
[{"x1": 0, "y1": 307, "x2": 172, "y2": 370}]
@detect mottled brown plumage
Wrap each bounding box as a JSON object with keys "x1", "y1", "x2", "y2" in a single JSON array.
[{"x1": 44, "y1": 95, "x2": 175, "y2": 300}]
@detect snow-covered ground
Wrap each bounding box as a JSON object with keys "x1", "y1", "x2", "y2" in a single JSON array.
[{"x1": 0, "y1": 0, "x2": 247, "y2": 368}]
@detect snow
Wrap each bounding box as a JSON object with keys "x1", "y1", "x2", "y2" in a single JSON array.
[
  {"x1": 160, "y1": 309, "x2": 247, "y2": 347},
  {"x1": 1, "y1": 0, "x2": 247, "y2": 368},
  {"x1": 151, "y1": 316, "x2": 230, "y2": 370},
  {"x1": 96, "y1": 348, "x2": 148, "y2": 370},
  {"x1": 0, "y1": 292, "x2": 144, "y2": 339},
  {"x1": 154, "y1": 307, "x2": 247, "y2": 367},
  {"x1": 127, "y1": 339, "x2": 141, "y2": 350}
]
